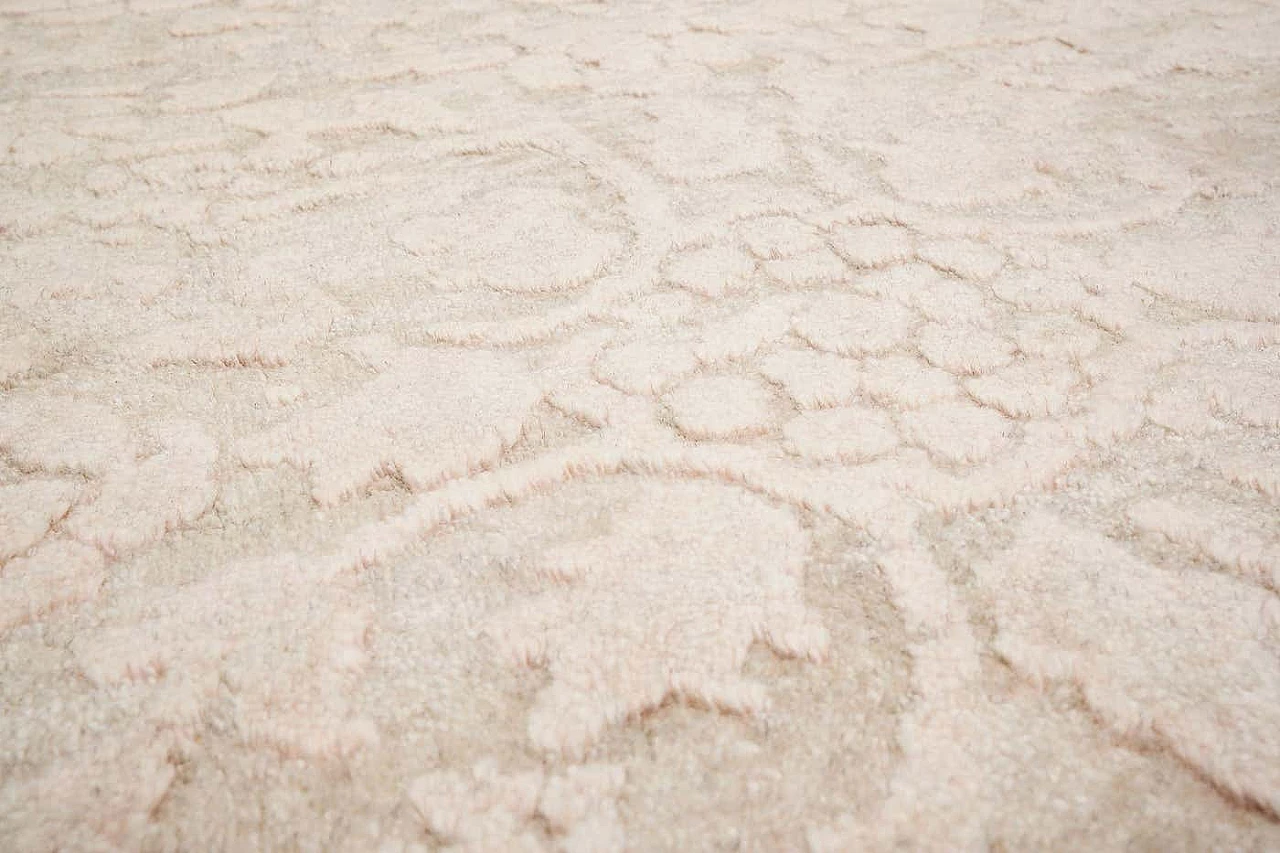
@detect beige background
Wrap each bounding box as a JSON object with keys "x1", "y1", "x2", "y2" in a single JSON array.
[{"x1": 1, "y1": 0, "x2": 1279, "y2": 849}]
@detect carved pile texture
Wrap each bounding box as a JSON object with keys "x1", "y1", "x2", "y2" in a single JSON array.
[{"x1": 1, "y1": 0, "x2": 1279, "y2": 849}]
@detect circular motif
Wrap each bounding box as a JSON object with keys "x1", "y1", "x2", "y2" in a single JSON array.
[{"x1": 393, "y1": 184, "x2": 624, "y2": 294}]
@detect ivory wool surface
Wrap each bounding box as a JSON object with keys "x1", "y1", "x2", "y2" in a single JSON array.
[{"x1": 2, "y1": 0, "x2": 1279, "y2": 849}]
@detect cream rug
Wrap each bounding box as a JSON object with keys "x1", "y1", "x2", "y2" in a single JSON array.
[{"x1": 2, "y1": 0, "x2": 1279, "y2": 849}]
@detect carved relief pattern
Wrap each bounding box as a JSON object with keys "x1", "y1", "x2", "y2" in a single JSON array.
[{"x1": 2, "y1": 0, "x2": 1278, "y2": 848}]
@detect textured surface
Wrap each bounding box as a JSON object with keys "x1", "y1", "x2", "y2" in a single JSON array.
[{"x1": 2, "y1": 0, "x2": 1280, "y2": 849}]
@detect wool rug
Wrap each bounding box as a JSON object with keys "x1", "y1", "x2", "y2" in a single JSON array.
[{"x1": 2, "y1": 0, "x2": 1279, "y2": 849}]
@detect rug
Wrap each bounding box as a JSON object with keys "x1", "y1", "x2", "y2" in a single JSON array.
[{"x1": 1, "y1": 0, "x2": 1279, "y2": 849}]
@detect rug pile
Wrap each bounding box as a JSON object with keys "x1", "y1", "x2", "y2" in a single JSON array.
[{"x1": 2, "y1": 0, "x2": 1279, "y2": 849}]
